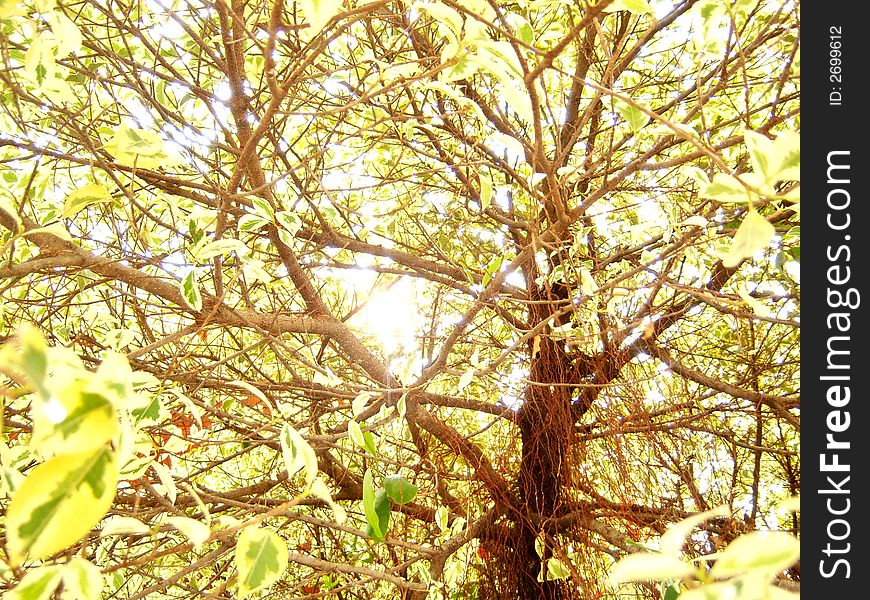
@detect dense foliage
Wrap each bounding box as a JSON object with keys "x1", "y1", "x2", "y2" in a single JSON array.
[{"x1": 0, "y1": 0, "x2": 799, "y2": 598}]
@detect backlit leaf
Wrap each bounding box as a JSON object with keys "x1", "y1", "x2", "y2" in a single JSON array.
[
  {"x1": 609, "y1": 553, "x2": 697, "y2": 583},
  {"x1": 6, "y1": 447, "x2": 118, "y2": 565},
  {"x1": 721, "y1": 209, "x2": 775, "y2": 268},
  {"x1": 280, "y1": 423, "x2": 318, "y2": 487},
  {"x1": 352, "y1": 391, "x2": 374, "y2": 416},
  {"x1": 63, "y1": 184, "x2": 112, "y2": 218},
  {"x1": 396, "y1": 393, "x2": 407, "y2": 418},
  {"x1": 709, "y1": 531, "x2": 799, "y2": 578},
  {"x1": 480, "y1": 174, "x2": 493, "y2": 209},
  {"x1": 48, "y1": 10, "x2": 83, "y2": 57},
  {"x1": 347, "y1": 419, "x2": 365, "y2": 448},
  {"x1": 30, "y1": 382, "x2": 117, "y2": 456},
  {"x1": 167, "y1": 516, "x2": 211, "y2": 549},
  {"x1": 701, "y1": 173, "x2": 752, "y2": 204},
  {"x1": 435, "y1": 506, "x2": 449, "y2": 532},
  {"x1": 275, "y1": 211, "x2": 302, "y2": 237},
  {"x1": 193, "y1": 238, "x2": 249, "y2": 261},
  {"x1": 6, "y1": 565, "x2": 63, "y2": 600},
  {"x1": 660, "y1": 505, "x2": 730, "y2": 554},
  {"x1": 615, "y1": 99, "x2": 648, "y2": 132},
  {"x1": 310, "y1": 477, "x2": 347, "y2": 524},
  {"x1": 62, "y1": 558, "x2": 104, "y2": 600},
  {"x1": 100, "y1": 515, "x2": 152, "y2": 537},
  {"x1": 457, "y1": 368, "x2": 474, "y2": 393},
  {"x1": 102, "y1": 123, "x2": 180, "y2": 170},
  {"x1": 151, "y1": 460, "x2": 177, "y2": 504},
  {"x1": 605, "y1": 0, "x2": 654, "y2": 15},
  {"x1": 235, "y1": 527, "x2": 289, "y2": 597},
  {"x1": 238, "y1": 214, "x2": 270, "y2": 232},
  {"x1": 298, "y1": 0, "x2": 343, "y2": 34},
  {"x1": 545, "y1": 557, "x2": 572, "y2": 581}
]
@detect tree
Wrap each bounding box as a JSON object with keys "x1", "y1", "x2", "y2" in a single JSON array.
[{"x1": 0, "y1": 0, "x2": 799, "y2": 599}]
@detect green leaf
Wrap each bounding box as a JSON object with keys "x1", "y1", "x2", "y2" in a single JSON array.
[
  {"x1": 362, "y1": 469, "x2": 390, "y2": 540},
  {"x1": 615, "y1": 99, "x2": 648, "y2": 132},
  {"x1": 709, "y1": 531, "x2": 799, "y2": 578},
  {"x1": 167, "y1": 516, "x2": 211, "y2": 549},
  {"x1": 721, "y1": 209, "x2": 776, "y2": 268},
  {"x1": 131, "y1": 395, "x2": 162, "y2": 427},
  {"x1": 30, "y1": 383, "x2": 118, "y2": 455},
  {"x1": 482, "y1": 255, "x2": 503, "y2": 287},
  {"x1": 63, "y1": 184, "x2": 112, "y2": 218},
  {"x1": 362, "y1": 469, "x2": 379, "y2": 537},
  {"x1": 297, "y1": 0, "x2": 344, "y2": 34},
  {"x1": 280, "y1": 423, "x2": 318, "y2": 488},
  {"x1": 383, "y1": 474, "x2": 418, "y2": 505},
  {"x1": 664, "y1": 583, "x2": 681, "y2": 600},
  {"x1": 235, "y1": 527, "x2": 289, "y2": 597},
  {"x1": 62, "y1": 558, "x2": 104, "y2": 600},
  {"x1": 508, "y1": 13, "x2": 534, "y2": 45},
  {"x1": 6, "y1": 447, "x2": 119, "y2": 565},
  {"x1": 358, "y1": 431, "x2": 376, "y2": 457},
  {"x1": 365, "y1": 488, "x2": 391, "y2": 540},
  {"x1": 609, "y1": 553, "x2": 697, "y2": 583},
  {"x1": 180, "y1": 271, "x2": 202, "y2": 311},
  {"x1": 7, "y1": 565, "x2": 63, "y2": 600}
]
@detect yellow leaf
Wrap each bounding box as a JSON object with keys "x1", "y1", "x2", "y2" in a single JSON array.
[
  {"x1": 298, "y1": 0, "x2": 343, "y2": 34},
  {"x1": 0, "y1": 0, "x2": 25, "y2": 19},
  {"x1": 166, "y1": 516, "x2": 211, "y2": 549},
  {"x1": 7, "y1": 565, "x2": 63, "y2": 600},
  {"x1": 62, "y1": 558, "x2": 104, "y2": 600},
  {"x1": 235, "y1": 527, "x2": 289, "y2": 597},
  {"x1": 609, "y1": 553, "x2": 697, "y2": 583},
  {"x1": 280, "y1": 423, "x2": 318, "y2": 488},
  {"x1": 721, "y1": 209, "x2": 775, "y2": 268},
  {"x1": 6, "y1": 448, "x2": 118, "y2": 565},
  {"x1": 310, "y1": 477, "x2": 347, "y2": 524},
  {"x1": 102, "y1": 123, "x2": 180, "y2": 169},
  {"x1": 30, "y1": 381, "x2": 118, "y2": 456},
  {"x1": 63, "y1": 184, "x2": 112, "y2": 218}
]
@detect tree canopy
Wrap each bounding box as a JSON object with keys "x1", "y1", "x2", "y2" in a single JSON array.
[{"x1": 0, "y1": 0, "x2": 799, "y2": 599}]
